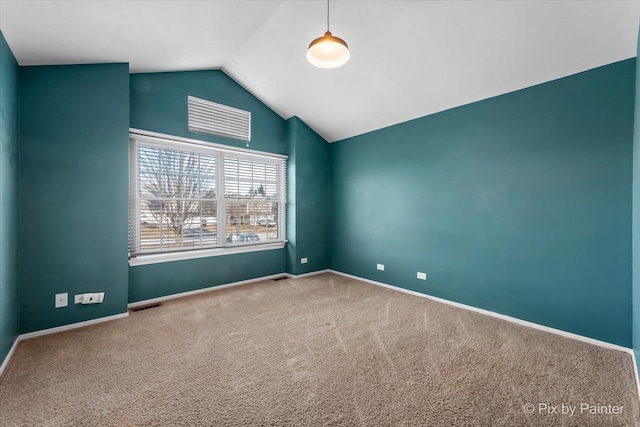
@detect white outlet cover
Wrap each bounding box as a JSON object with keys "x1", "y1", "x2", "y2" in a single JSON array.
[
  {"x1": 55, "y1": 293, "x2": 68, "y2": 308},
  {"x1": 81, "y1": 292, "x2": 105, "y2": 304},
  {"x1": 417, "y1": 272, "x2": 427, "y2": 280},
  {"x1": 74, "y1": 294, "x2": 84, "y2": 304},
  {"x1": 301, "y1": 257, "x2": 308, "y2": 264},
  {"x1": 377, "y1": 264, "x2": 384, "y2": 271}
]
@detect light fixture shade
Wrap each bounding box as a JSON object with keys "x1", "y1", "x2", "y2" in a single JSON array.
[{"x1": 307, "y1": 31, "x2": 350, "y2": 69}]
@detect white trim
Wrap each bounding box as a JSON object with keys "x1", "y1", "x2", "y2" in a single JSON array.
[
  {"x1": 128, "y1": 273, "x2": 287, "y2": 308},
  {"x1": 129, "y1": 242, "x2": 286, "y2": 266},
  {"x1": 0, "y1": 337, "x2": 19, "y2": 379},
  {"x1": 328, "y1": 270, "x2": 632, "y2": 354},
  {"x1": 632, "y1": 351, "x2": 640, "y2": 400},
  {"x1": 130, "y1": 128, "x2": 287, "y2": 160},
  {"x1": 19, "y1": 312, "x2": 129, "y2": 340},
  {"x1": 285, "y1": 269, "x2": 331, "y2": 279}
]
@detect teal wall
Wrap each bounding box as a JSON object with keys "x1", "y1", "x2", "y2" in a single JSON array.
[
  {"x1": 330, "y1": 59, "x2": 635, "y2": 347},
  {"x1": 633, "y1": 28, "x2": 640, "y2": 364},
  {"x1": 128, "y1": 70, "x2": 287, "y2": 302},
  {"x1": 130, "y1": 70, "x2": 285, "y2": 154},
  {"x1": 129, "y1": 249, "x2": 285, "y2": 302},
  {"x1": 285, "y1": 117, "x2": 329, "y2": 275},
  {"x1": 19, "y1": 63, "x2": 130, "y2": 333},
  {"x1": 0, "y1": 31, "x2": 20, "y2": 362}
]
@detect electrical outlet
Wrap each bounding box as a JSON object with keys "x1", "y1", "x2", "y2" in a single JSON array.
[
  {"x1": 81, "y1": 292, "x2": 105, "y2": 304},
  {"x1": 74, "y1": 294, "x2": 84, "y2": 304},
  {"x1": 417, "y1": 272, "x2": 427, "y2": 280},
  {"x1": 377, "y1": 264, "x2": 384, "y2": 271},
  {"x1": 55, "y1": 293, "x2": 68, "y2": 308},
  {"x1": 301, "y1": 257, "x2": 308, "y2": 264}
]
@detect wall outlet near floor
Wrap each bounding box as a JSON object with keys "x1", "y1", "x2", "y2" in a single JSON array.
[
  {"x1": 417, "y1": 272, "x2": 427, "y2": 280},
  {"x1": 377, "y1": 264, "x2": 384, "y2": 271},
  {"x1": 301, "y1": 257, "x2": 308, "y2": 264},
  {"x1": 55, "y1": 293, "x2": 68, "y2": 308},
  {"x1": 77, "y1": 292, "x2": 104, "y2": 304}
]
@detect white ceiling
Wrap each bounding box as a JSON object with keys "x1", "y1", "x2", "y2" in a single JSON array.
[{"x1": 1, "y1": 1, "x2": 639, "y2": 142}]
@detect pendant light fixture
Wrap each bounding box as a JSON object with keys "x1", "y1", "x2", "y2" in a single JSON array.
[{"x1": 307, "y1": 0, "x2": 350, "y2": 69}]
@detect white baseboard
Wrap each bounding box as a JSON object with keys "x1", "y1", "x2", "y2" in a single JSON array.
[
  {"x1": 19, "y1": 312, "x2": 130, "y2": 340},
  {"x1": 329, "y1": 269, "x2": 640, "y2": 401},
  {"x1": 128, "y1": 270, "x2": 331, "y2": 309},
  {"x1": 632, "y1": 351, "x2": 640, "y2": 400},
  {"x1": 0, "y1": 336, "x2": 19, "y2": 379},
  {"x1": 128, "y1": 273, "x2": 289, "y2": 308},
  {"x1": 1, "y1": 312, "x2": 129, "y2": 379},
  {"x1": 5, "y1": 268, "x2": 639, "y2": 399},
  {"x1": 285, "y1": 269, "x2": 331, "y2": 279},
  {"x1": 329, "y1": 270, "x2": 632, "y2": 354},
  {"x1": 334, "y1": 266, "x2": 640, "y2": 401}
]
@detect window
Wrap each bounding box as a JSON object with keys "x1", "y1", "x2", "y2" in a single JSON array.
[{"x1": 129, "y1": 130, "x2": 286, "y2": 263}]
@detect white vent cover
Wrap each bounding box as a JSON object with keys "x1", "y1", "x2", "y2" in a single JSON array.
[{"x1": 188, "y1": 96, "x2": 251, "y2": 142}]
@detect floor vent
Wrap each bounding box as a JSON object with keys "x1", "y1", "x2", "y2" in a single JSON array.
[
  {"x1": 130, "y1": 302, "x2": 162, "y2": 312},
  {"x1": 272, "y1": 276, "x2": 288, "y2": 281}
]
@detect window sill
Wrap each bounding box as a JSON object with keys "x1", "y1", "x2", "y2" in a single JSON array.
[{"x1": 128, "y1": 242, "x2": 286, "y2": 267}]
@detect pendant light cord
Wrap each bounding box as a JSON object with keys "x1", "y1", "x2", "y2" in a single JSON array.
[{"x1": 327, "y1": 0, "x2": 330, "y2": 31}]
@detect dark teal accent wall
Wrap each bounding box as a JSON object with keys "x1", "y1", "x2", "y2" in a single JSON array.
[
  {"x1": 128, "y1": 70, "x2": 288, "y2": 302},
  {"x1": 19, "y1": 63, "x2": 130, "y2": 333},
  {"x1": 285, "y1": 117, "x2": 329, "y2": 275},
  {"x1": 0, "y1": 31, "x2": 20, "y2": 362},
  {"x1": 633, "y1": 28, "x2": 640, "y2": 364},
  {"x1": 330, "y1": 59, "x2": 635, "y2": 347}
]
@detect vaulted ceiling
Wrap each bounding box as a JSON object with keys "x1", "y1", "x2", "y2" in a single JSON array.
[{"x1": 1, "y1": 1, "x2": 639, "y2": 142}]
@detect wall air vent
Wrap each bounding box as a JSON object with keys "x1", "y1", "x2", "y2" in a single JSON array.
[{"x1": 188, "y1": 96, "x2": 251, "y2": 142}]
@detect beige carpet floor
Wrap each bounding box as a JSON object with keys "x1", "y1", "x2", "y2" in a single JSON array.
[{"x1": 0, "y1": 273, "x2": 638, "y2": 426}]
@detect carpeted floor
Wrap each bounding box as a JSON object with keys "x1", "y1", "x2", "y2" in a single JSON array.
[{"x1": 0, "y1": 273, "x2": 638, "y2": 426}]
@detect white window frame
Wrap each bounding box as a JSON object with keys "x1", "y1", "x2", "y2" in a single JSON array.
[{"x1": 129, "y1": 128, "x2": 287, "y2": 266}]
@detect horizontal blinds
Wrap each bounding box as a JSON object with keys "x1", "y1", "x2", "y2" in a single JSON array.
[
  {"x1": 223, "y1": 156, "x2": 285, "y2": 245},
  {"x1": 224, "y1": 158, "x2": 278, "y2": 200},
  {"x1": 130, "y1": 132, "x2": 286, "y2": 257},
  {"x1": 135, "y1": 143, "x2": 218, "y2": 254},
  {"x1": 188, "y1": 96, "x2": 251, "y2": 142}
]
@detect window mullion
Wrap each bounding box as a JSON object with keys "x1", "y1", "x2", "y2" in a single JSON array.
[{"x1": 217, "y1": 152, "x2": 226, "y2": 246}]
